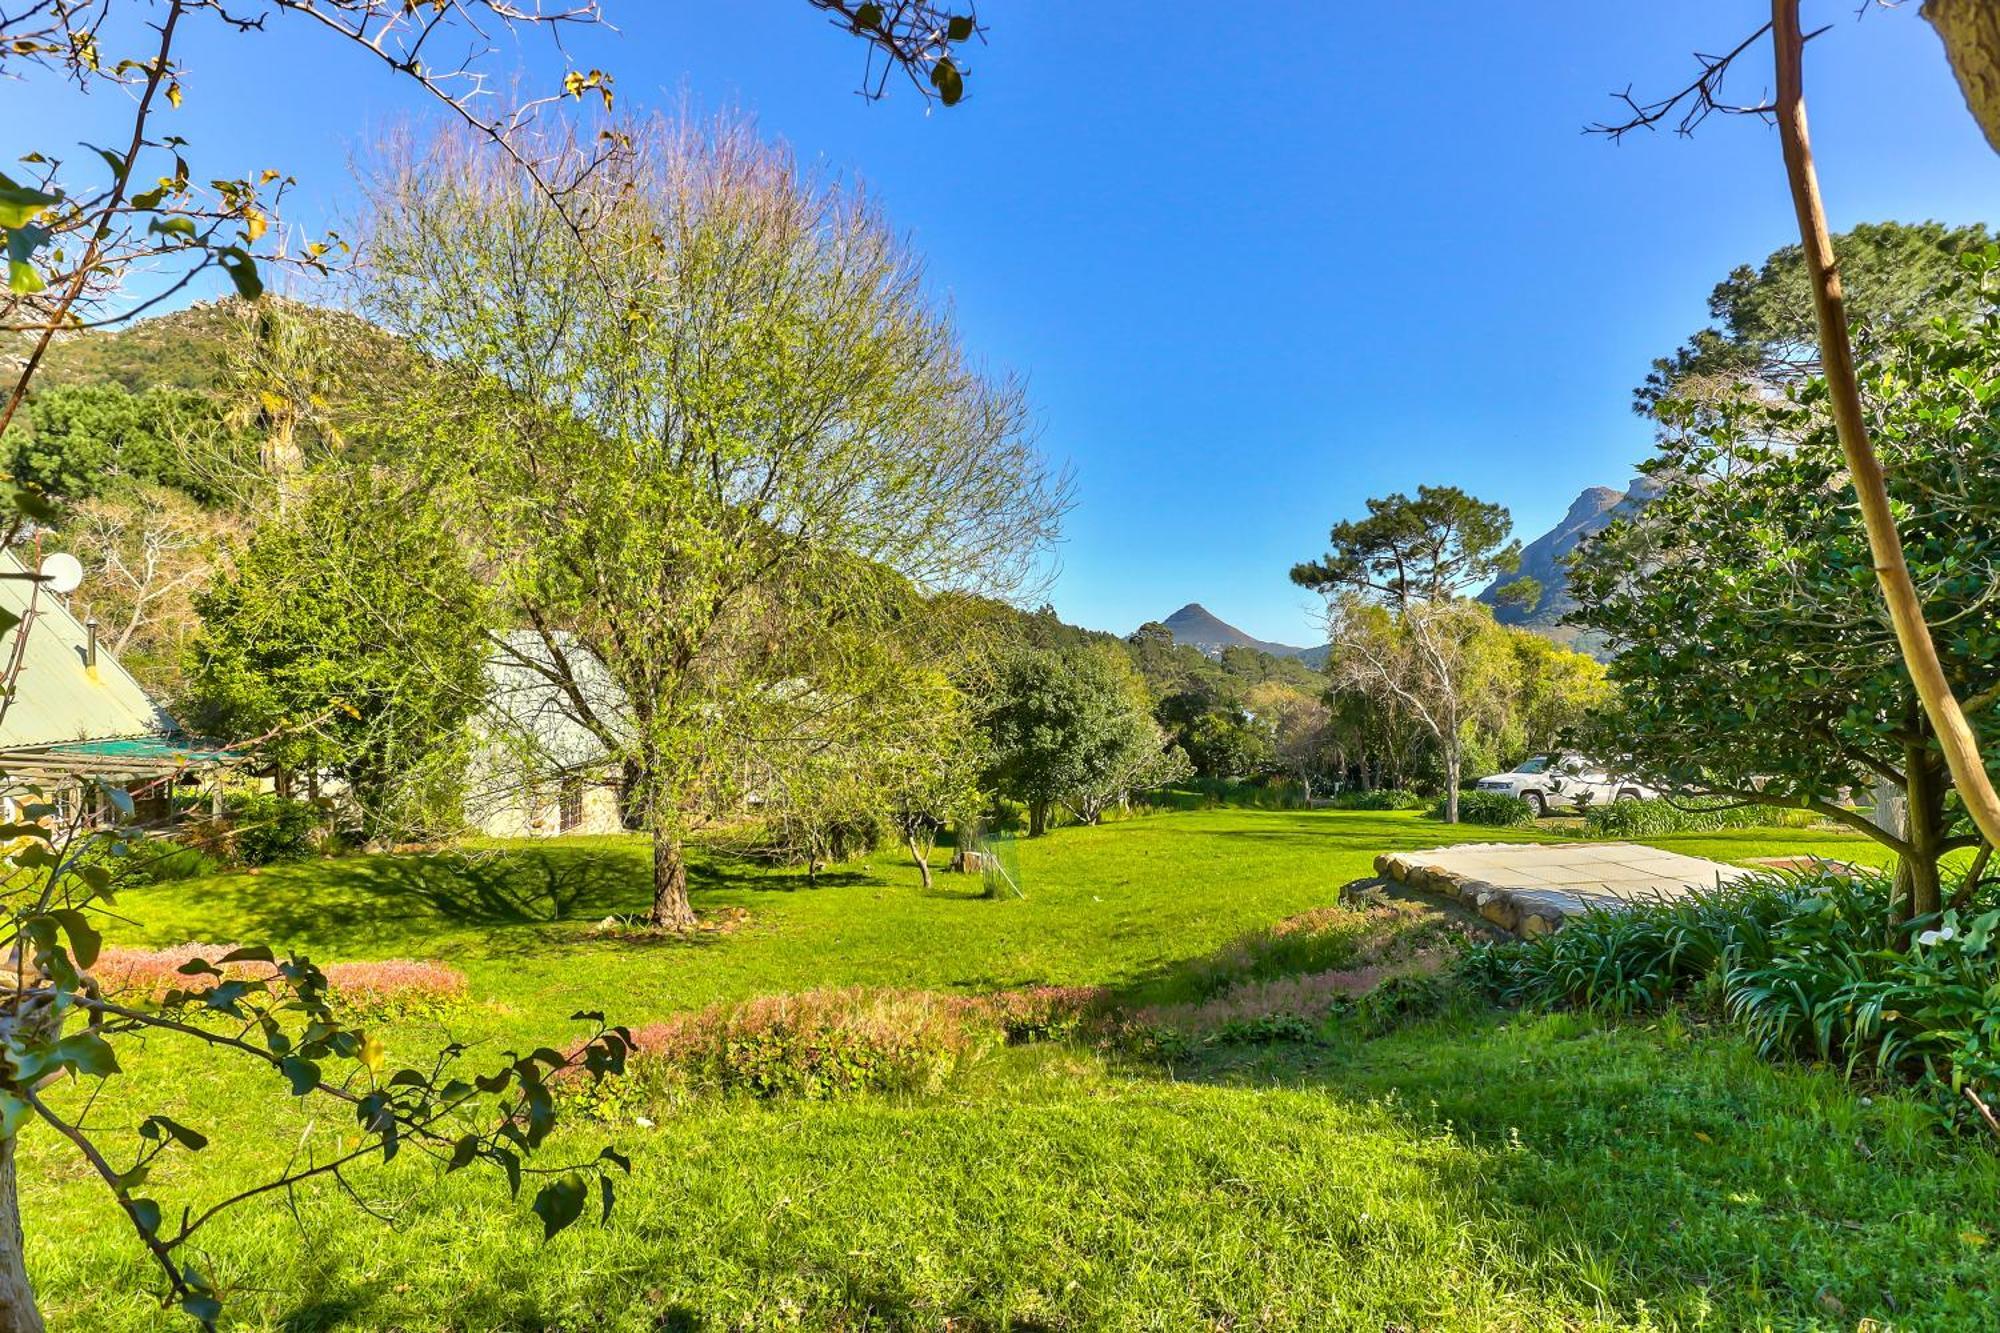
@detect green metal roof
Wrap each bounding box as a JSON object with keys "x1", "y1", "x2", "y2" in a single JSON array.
[
  {"x1": 0, "y1": 548, "x2": 180, "y2": 751},
  {"x1": 41, "y1": 737, "x2": 233, "y2": 764}
]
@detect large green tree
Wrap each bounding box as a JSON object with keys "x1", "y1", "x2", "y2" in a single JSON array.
[
  {"x1": 982, "y1": 643, "x2": 1183, "y2": 835},
  {"x1": 362, "y1": 115, "x2": 1065, "y2": 928},
  {"x1": 1636, "y1": 220, "x2": 1993, "y2": 417},
  {"x1": 1294, "y1": 487, "x2": 1532, "y2": 821},
  {"x1": 184, "y1": 471, "x2": 490, "y2": 840},
  {"x1": 1291, "y1": 485, "x2": 1532, "y2": 610},
  {"x1": 5, "y1": 384, "x2": 232, "y2": 504},
  {"x1": 1571, "y1": 251, "x2": 2000, "y2": 922}
]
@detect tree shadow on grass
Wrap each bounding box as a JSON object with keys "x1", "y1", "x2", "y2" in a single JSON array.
[
  {"x1": 687, "y1": 857, "x2": 882, "y2": 895},
  {"x1": 146, "y1": 844, "x2": 650, "y2": 957},
  {"x1": 142, "y1": 840, "x2": 895, "y2": 963}
]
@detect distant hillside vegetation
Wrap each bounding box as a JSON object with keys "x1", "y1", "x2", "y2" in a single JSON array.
[{"x1": 10, "y1": 297, "x2": 402, "y2": 397}]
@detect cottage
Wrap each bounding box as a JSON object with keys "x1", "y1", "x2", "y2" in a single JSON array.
[
  {"x1": 0, "y1": 548, "x2": 227, "y2": 821},
  {"x1": 465, "y1": 630, "x2": 627, "y2": 838}
]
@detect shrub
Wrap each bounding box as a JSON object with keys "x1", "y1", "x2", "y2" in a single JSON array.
[
  {"x1": 1431, "y1": 791, "x2": 1534, "y2": 827},
  {"x1": 1582, "y1": 796, "x2": 1816, "y2": 839},
  {"x1": 960, "y1": 985, "x2": 1109, "y2": 1043},
  {"x1": 93, "y1": 943, "x2": 468, "y2": 1019},
  {"x1": 1331, "y1": 788, "x2": 1426, "y2": 811},
  {"x1": 623, "y1": 988, "x2": 972, "y2": 1100},
  {"x1": 181, "y1": 792, "x2": 330, "y2": 867},
  {"x1": 1461, "y1": 868, "x2": 2000, "y2": 1129}
]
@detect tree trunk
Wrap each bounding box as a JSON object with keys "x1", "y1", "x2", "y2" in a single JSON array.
[
  {"x1": 1442, "y1": 743, "x2": 1462, "y2": 824},
  {"x1": 1895, "y1": 748, "x2": 1948, "y2": 925},
  {"x1": 647, "y1": 825, "x2": 695, "y2": 930},
  {"x1": 1028, "y1": 801, "x2": 1049, "y2": 838},
  {"x1": 1925, "y1": 0, "x2": 2000, "y2": 154},
  {"x1": 0, "y1": 1138, "x2": 43, "y2": 1333},
  {"x1": 1773, "y1": 2, "x2": 2000, "y2": 856},
  {"x1": 906, "y1": 835, "x2": 933, "y2": 890}
]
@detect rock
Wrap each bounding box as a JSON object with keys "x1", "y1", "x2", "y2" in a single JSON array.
[
  {"x1": 1374, "y1": 853, "x2": 1397, "y2": 878},
  {"x1": 1416, "y1": 865, "x2": 1455, "y2": 893},
  {"x1": 1520, "y1": 913, "x2": 1558, "y2": 938},
  {"x1": 1478, "y1": 895, "x2": 1521, "y2": 932}
]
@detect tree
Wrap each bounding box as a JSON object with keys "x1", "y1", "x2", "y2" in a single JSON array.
[
  {"x1": 982, "y1": 643, "x2": 1176, "y2": 834},
  {"x1": 1636, "y1": 221, "x2": 1992, "y2": 416},
  {"x1": 1501, "y1": 630, "x2": 1609, "y2": 758},
  {"x1": 1291, "y1": 485, "x2": 1531, "y2": 610},
  {"x1": 361, "y1": 115, "x2": 1066, "y2": 927},
  {"x1": 883, "y1": 677, "x2": 987, "y2": 890},
  {"x1": 1593, "y1": 1, "x2": 2000, "y2": 885},
  {"x1": 1182, "y1": 709, "x2": 1273, "y2": 781},
  {"x1": 1244, "y1": 681, "x2": 1333, "y2": 799},
  {"x1": 184, "y1": 470, "x2": 490, "y2": 841},
  {"x1": 1569, "y1": 251, "x2": 2000, "y2": 924},
  {"x1": 5, "y1": 384, "x2": 230, "y2": 505},
  {"x1": 1319, "y1": 597, "x2": 1514, "y2": 822},
  {"x1": 1293, "y1": 486, "x2": 1529, "y2": 821},
  {"x1": 61, "y1": 483, "x2": 240, "y2": 700}
]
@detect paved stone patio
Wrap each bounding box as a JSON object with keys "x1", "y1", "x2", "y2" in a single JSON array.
[{"x1": 1374, "y1": 842, "x2": 1752, "y2": 936}]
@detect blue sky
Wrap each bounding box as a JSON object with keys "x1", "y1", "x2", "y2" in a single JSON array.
[{"x1": 8, "y1": 3, "x2": 1995, "y2": 644}]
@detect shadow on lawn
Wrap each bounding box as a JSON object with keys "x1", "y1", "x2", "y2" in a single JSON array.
[{"x1": 154, "y1": 839, "x2": 889, "y2": 959}]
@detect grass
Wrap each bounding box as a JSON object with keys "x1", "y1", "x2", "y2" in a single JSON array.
[{"x1": 27, "y1": 808, "x2": 2000, "y2": 1330}]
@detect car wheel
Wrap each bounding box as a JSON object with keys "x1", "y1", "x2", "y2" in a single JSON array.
[
  {"x1": 1526, "y1": 791, "x2": 1547, "y2": 818},
  {"x1": 1616, "y1": 789, "x2": 1641, "y2": 803}
]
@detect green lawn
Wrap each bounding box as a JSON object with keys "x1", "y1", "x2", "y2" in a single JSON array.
[{"x1": 28, "y1": 808, "x2": 1999, "y2": 1330}]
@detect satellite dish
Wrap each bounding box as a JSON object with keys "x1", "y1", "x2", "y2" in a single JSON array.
[{"x1": 38, "y1": 552, "x2": 83, "y2": 596}]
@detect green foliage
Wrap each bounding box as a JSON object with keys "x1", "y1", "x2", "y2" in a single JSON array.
[
  {"x1": 183, "y1": 471, "x2": 488, "y2": 841},
  {"x1": 1291, "y1": 484, "x2": 1524, "y2": 607},
  {"x1": 1636, "y1": 220, "x2": 1994, "y2": 416},
  {"x1": 1181, "y1": 709, "x2": 1274, "y2": 779},
  {"x1": 7, "y1": 383, "x2": 238, "y2": 504},
  {"x1": 1584, "y1": 797, "x2": 1816, "y2": 839},
  {"x1": 362, "y1": 117, "x2": 1065, "y2": 925},
  {"x1": 201, "y1": 792, "x2": 325, "y2": 867},
  {"x1": 1433, "y1": 790, "x2": 1534, "y2": 827},
  {"x1": 1139, "y1": 775, "x2": 1309, "y2": 812},
  {"x1": 1572, "y1": 248, "x2": 2000, "y2": 908},
  {"x1": 1462, "y1": 867, "x2": 2000, "y2": 1127},
  {"x1": 982, "y1": 642, "x2": 1181, "y2": 830}
]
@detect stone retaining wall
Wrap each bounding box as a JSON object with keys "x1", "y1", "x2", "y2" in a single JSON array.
[{"x1": 1374, "y1": 846, "x2": 1564, "y2": 937}]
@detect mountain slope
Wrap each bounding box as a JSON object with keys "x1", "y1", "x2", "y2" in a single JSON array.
[{"x1": 1479, "y1": 481, "x2": 1654, "y2": 640}]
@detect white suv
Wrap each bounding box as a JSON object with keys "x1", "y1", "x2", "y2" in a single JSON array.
[{"x1": 1474, "y1": 755, "x2": 1653, "y2": 818}]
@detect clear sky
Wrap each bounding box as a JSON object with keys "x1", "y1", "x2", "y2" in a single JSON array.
[{"x1": 8, "y1": 3, "x2": 1996, "y2": 645}]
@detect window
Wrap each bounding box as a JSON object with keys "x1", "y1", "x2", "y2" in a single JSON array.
[{"x1": 558, "y1": 777, "x2": 585, "y2": 833}]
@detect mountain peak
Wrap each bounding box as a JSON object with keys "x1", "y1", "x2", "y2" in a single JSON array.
[
  {"x1": 1153, "y1": 604, "x2": 1315, "y2": 663},
  {"x1": 1478, "y1": 481, "x2": 1651, "y2": 651}
]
